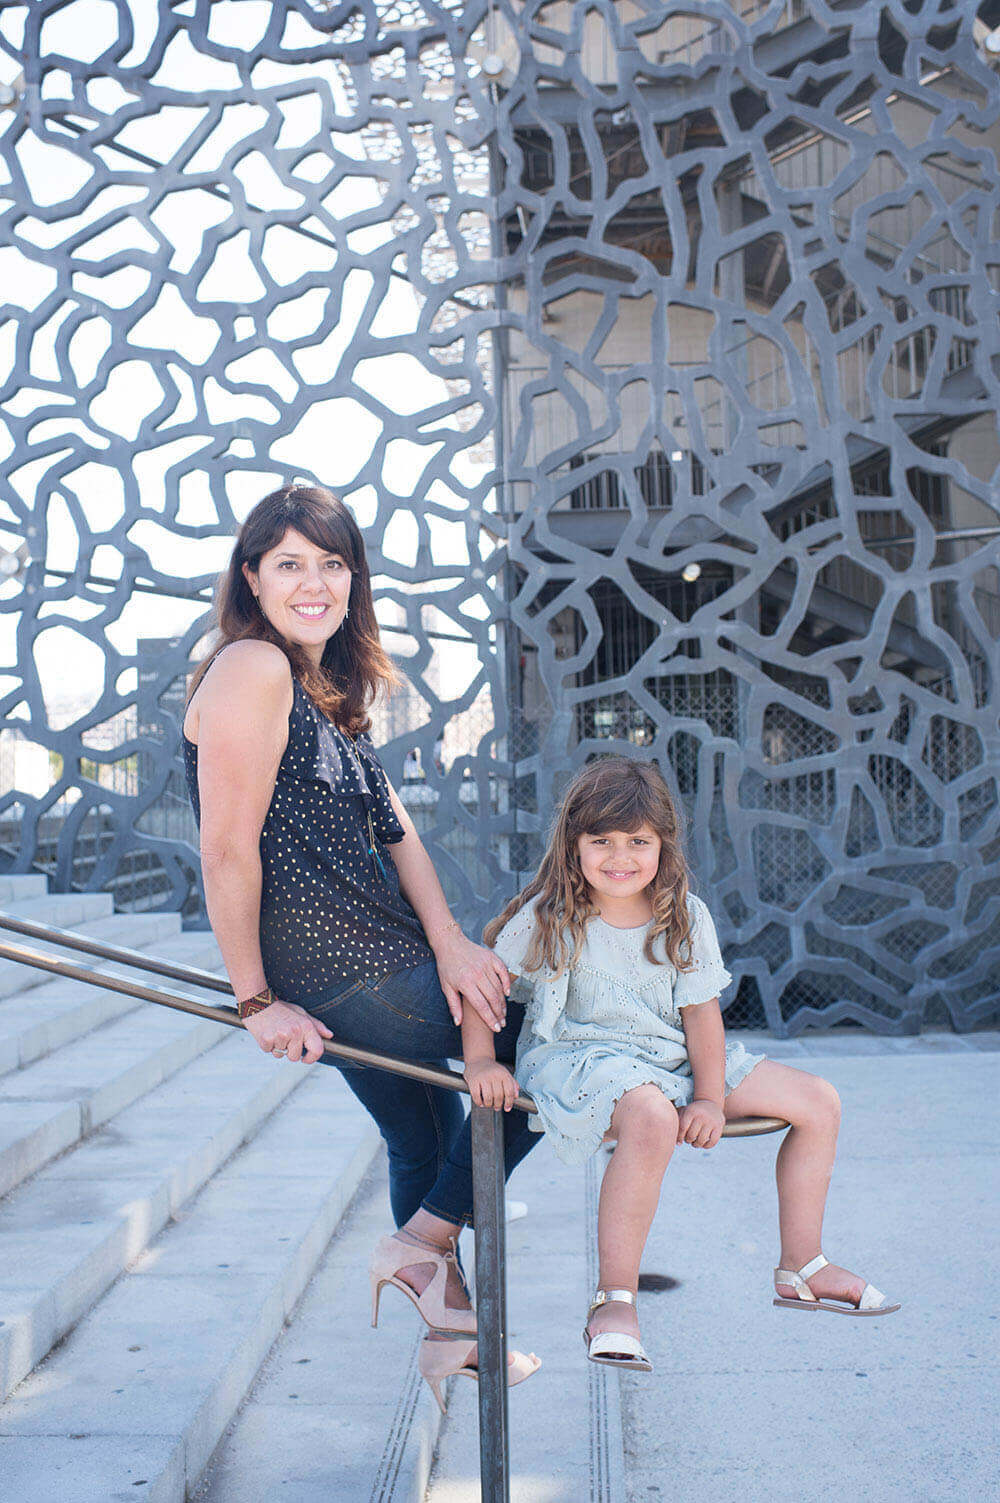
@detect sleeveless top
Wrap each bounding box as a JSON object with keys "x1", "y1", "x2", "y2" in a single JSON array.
[{"x1": 183, "y1": 678, "x2": 432, "y2": 1002}]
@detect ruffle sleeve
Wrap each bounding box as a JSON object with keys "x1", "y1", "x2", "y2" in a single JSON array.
[
  {"x1": 491, "y1": 902, "x2": 569, "y2": 1043},
  {"x1": 356, "y1": 736, "x2": 406, "y2": 845},
  {"x1": 672, "y1": 895, "x2": 733, "y2": 1010}
]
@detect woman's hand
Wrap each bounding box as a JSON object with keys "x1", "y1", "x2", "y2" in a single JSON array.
[
  {"x1": 464, "y1": 1057, "x2": 520, "y2": 1111},
  {"x1": 244, "y1": 999, "x2": 333, "y2": 1064},
  {"x1": 677, "y1": 1098, "x2": 725, "y2": 1149},
  {"x1": 433, "y1": 931, "x2": 510, "y2": 1032}
]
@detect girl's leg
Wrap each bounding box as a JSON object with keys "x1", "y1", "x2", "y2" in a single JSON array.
[
  {"x1": 588, "y1": 1086, "x2": 678, "y2": 1346},
  {"x1": 723, "y1": 1059, "x2": 867, "y2": 1304}
]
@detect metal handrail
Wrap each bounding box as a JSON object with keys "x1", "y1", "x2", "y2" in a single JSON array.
[{"x1": 0, "y1": 910, "x2": 787, "y2": 1501}]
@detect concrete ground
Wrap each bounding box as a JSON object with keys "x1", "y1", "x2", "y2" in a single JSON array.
[{"x1": 617, "y1": 1031, "x2": 1000, "y2": 1503}]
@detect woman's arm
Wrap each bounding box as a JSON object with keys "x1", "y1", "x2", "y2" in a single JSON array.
[
  {"x1": 385, "y1": 783, "x2": 509, "y2": 1030},
  {"x1": 677, "y1": 996, "x2": 726, "y2": 1149},
  {"x1": 191, "y1": 642, "x2": 331, "y2": 1063}
]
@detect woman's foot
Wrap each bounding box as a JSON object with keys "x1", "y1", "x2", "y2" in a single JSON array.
[
  {"x1": 370, "y1": 1228, "x2": 476, "y2": 1334},
  {"x1": 391, "y1": 1229, "x2": 472, "y2": 1315},
  {"x1": 419, "y1": 1333, "x2": 541, "y2": 1413}
]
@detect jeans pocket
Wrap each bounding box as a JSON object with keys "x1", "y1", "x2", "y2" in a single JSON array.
[{"x1": 305, "y1": 977, "x2": 366, "y2": 1020}]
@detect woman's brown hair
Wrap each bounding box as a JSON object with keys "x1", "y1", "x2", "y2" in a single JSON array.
[
  {"x1": 187, "y1": 483, "x2": 399, "y2": 733},
  {"x1": 483, "y1": 757, "x2": 695, "y2": 974}
]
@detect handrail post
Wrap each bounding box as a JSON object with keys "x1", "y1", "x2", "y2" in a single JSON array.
[{"x1": 470, "y1": 1103, "x2": 510, "y2": 1503}]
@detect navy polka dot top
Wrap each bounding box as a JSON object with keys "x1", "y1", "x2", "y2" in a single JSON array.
[{"x1": 183, "y1": 679, "x2": 432, "y2": 1002}]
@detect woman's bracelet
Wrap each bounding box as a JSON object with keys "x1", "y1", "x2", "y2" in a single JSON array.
[{"x1": 237, "y1": 986, "x2": 276, "y2": 1020}]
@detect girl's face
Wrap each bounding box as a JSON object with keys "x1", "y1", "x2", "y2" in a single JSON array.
[
  {"x1": 243, "y1": 527, "x2": 352, "y2": 665},
  {"x1": 577, "y1": 825, "x2": 662, "y2": 905}
]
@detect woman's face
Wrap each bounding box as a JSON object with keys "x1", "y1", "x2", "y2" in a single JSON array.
[{"x1": 243, "y1": 527, "x2": 352, "y2": 665}]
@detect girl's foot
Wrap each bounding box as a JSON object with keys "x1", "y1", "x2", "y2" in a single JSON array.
[
  {"x1": 586, "y1": 1297, "x2": 641, "y2": 1347},
  {"x1": 583, "y1": 1288, "x2": 653, "y2": 1372},
  {"x1": 774, "y1": 1259, "x2": 865, "y2": 1306},
  {"x1": 773, "y1": 1253, "x2": 899, "y2": 1315}
]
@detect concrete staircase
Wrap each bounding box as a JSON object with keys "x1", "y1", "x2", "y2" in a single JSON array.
[
  {"x1": 0, "y1": 877, "x2": 383, "y2": 1501},
  {"x1": 0, "y1": 877, "x2": 624, "y2": 1502}
]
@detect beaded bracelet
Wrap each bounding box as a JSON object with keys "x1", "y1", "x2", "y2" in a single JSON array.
[{"x1": 237, "y1": 986, "x2": 276, "y2": 1020}]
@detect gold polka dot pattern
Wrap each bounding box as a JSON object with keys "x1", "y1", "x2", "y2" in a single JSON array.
[{"x1": 184, "y1": 680, "x2": 432, "y2": 1000}]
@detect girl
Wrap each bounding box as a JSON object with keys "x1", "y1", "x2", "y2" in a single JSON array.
[{"x1": 463, "y1": 758, "x2": 898, "y2": 1373}]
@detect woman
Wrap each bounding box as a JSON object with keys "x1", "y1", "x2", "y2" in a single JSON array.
[{"x1": 183, "y1": 484, "x2": 539, "y2": 1391}]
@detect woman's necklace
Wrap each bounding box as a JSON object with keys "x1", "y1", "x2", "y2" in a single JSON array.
[{"x1": 342, "y1": 728, "x2": 389, "y2": 881}]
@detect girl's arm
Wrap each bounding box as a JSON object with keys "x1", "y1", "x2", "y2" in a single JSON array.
[
  {"x1": 461, "y1": 1002, "x2": 519, "y2": 1112},
  {"x1": 385, "y1": 784, "x2": 509, "y2": 1030},
  {"x1": 191, "y1": 643, "x2": 332, "y2": 1063},
  {"x1": 677, "y1": 996, "x2": 726, "y2": 1149}
]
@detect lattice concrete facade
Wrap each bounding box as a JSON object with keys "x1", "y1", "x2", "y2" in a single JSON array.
[{"x1": 1, "y1": 2, "x2": 999, "y2": 1033}]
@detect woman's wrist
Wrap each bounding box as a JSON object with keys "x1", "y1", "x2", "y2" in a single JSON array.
[
  {"x1": 424, "y1": 915, "x2": 464, "y2": 952},
  {"x1": 237, "y1": 985, "x2": 276, "y2": 1019}
]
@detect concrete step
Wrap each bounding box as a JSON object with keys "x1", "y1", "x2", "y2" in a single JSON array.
[
  {"x1": 0, "y1": 1069, "x2": 380, "y2": 1503},
  {"x1": 0, "y1": 1000, "x2": 228, "y2": 1200},
  {"x1": 0, "y1": 926, "x2": 221, "y2": 1077},
  {"x1": 0, "y1": 875, "x2": 48, "y2": 904},
  {"x1": 192, "y1": 1161, "x2": 442, "y2": 1503},
  {"x1": 0, "y1": 1030, "x2": 306, "y2": 1399},
  {"x1": 424, "y1": 1147, "x2": 626, "y2": 1503},
  {"x1": 0, "y1": 906, "x2": 181, "y2": 999}
]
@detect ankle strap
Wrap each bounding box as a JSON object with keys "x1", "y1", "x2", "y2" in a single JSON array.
[{"x1": 589, "y1": 1287, "x2": 636, "y2": 1314}]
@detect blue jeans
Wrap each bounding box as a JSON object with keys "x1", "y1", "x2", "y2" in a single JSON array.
[{"x1": 302, "y1": 961, "x2": 538, "y2": 1227}]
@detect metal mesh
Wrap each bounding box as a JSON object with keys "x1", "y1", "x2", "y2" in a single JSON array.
[{"x1": 2, "y1": 3, "x2": 1000, "y2": 1033}]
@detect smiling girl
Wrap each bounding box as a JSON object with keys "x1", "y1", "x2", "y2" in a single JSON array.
[{"x1": 463, "y1": 757, "x2": 898, "y2": 1375}]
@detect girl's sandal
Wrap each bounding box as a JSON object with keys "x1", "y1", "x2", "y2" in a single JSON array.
[
  {"x1": 370, "y1": 1230, "x2": 477, "y2": 1336},
  {"x1": 583, "y1": 1288, "x2": 653, "y2": 1373},
  {"x1": 773, "y1": 1253, "x2": 900, "y2": 1316}
]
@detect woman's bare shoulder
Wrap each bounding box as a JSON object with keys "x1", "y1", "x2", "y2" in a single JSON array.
[{"x1": 186, "y1": 642, "x2": 293, "y2": 740}]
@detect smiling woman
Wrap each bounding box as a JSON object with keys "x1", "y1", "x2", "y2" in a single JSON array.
[{"x1": 181, "y1": 483, "x2": 541, "y2": 1398}]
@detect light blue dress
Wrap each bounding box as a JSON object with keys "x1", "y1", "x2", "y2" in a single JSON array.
[{"x1": 493, "y1": 896, "x2": 765, "y2": 1165}]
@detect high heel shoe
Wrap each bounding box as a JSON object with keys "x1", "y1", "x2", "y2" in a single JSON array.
[
  {"x1": 370, "y1": 1230, "x2": 477, "y2": 1335},
  {"x1": 418, "y1": 1333, "x2": 541, "y2": 1414},
  {"x1": 772, "y1": 1254, "x2": 900, "y2": 1316}
]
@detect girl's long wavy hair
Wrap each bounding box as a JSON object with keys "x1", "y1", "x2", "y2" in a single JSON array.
[
  {"x1": 484, "y1": 757, "x2": 694, "y2": 975},
  {"x1": 187, "y1": 484, "x2": 399, "y2": 733}
]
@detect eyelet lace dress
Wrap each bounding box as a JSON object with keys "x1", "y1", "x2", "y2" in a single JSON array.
[{"x1": 492, "y1": 897, "x2": 765, "y2": 1165}]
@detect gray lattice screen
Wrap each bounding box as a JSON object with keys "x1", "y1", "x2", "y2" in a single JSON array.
[{"x1": 1, "y1": 1, "x2": 999, "y2": 1034}]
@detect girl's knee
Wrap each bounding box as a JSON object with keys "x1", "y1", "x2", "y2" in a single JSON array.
[
  {"x1": 797, "y1": 1074, "x2": 840, "y2": 1130},
  {"x1": 613, "y1": 1087, "x2": 678, "y2": 1153}
]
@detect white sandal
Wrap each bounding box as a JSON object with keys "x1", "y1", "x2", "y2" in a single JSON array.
[
  {"x1": 583, "y1": 1288, "x2": 653, "y2": 1372},
  {"x1": 773, "y1": 1253, "x2": 900, "y2": 1316}
]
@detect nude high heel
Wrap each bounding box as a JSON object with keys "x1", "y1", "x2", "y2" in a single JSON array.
[
  {"x1": 418, "y1": 1334, "x2": 541, "y2": 1414},
  {"x1": 369, "y1": 1230, "x2": 477, "y2": 1336}
]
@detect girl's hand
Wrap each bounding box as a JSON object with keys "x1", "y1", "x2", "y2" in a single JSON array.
[
  {"x1": 464, "y1": 1058, "x2": 520, "y2": 1112},
  {"x1": 678, "y1": 1098, "x2": 725, "y2": 1149},
  {"x1": 244, "y1": 999, "x2": 333, "y2": 1064},
  {"x1": 433, "y1": 931, "x2": 510, "y2": 1032}
]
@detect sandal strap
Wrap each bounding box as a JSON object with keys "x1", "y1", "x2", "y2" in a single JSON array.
[
  {"x1": 798, "y1": 1253, "x2": 828, "y2": 1281},
  {"x1": 588, "y1": 1287, "x2": 636, "y2": 1316},
  {"x1": 858, "y1": 1283, "x2": 887, "y2": 1311}
]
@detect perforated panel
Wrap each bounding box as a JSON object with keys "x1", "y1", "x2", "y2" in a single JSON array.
[{"x1": 1, "y1": 2, "x2": 999, "y2": 1032}]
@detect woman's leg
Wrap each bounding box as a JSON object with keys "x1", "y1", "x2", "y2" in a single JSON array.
[
  {"x1": 305, "y1": 964, "x2": 538, "y2": 1315},
  {"x1": 723, "y1": 1059, "x2": 867, "y2": 1303},
  {"x1": 588, "y1": 1086, "x2": 679, "y2": 1347}
]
